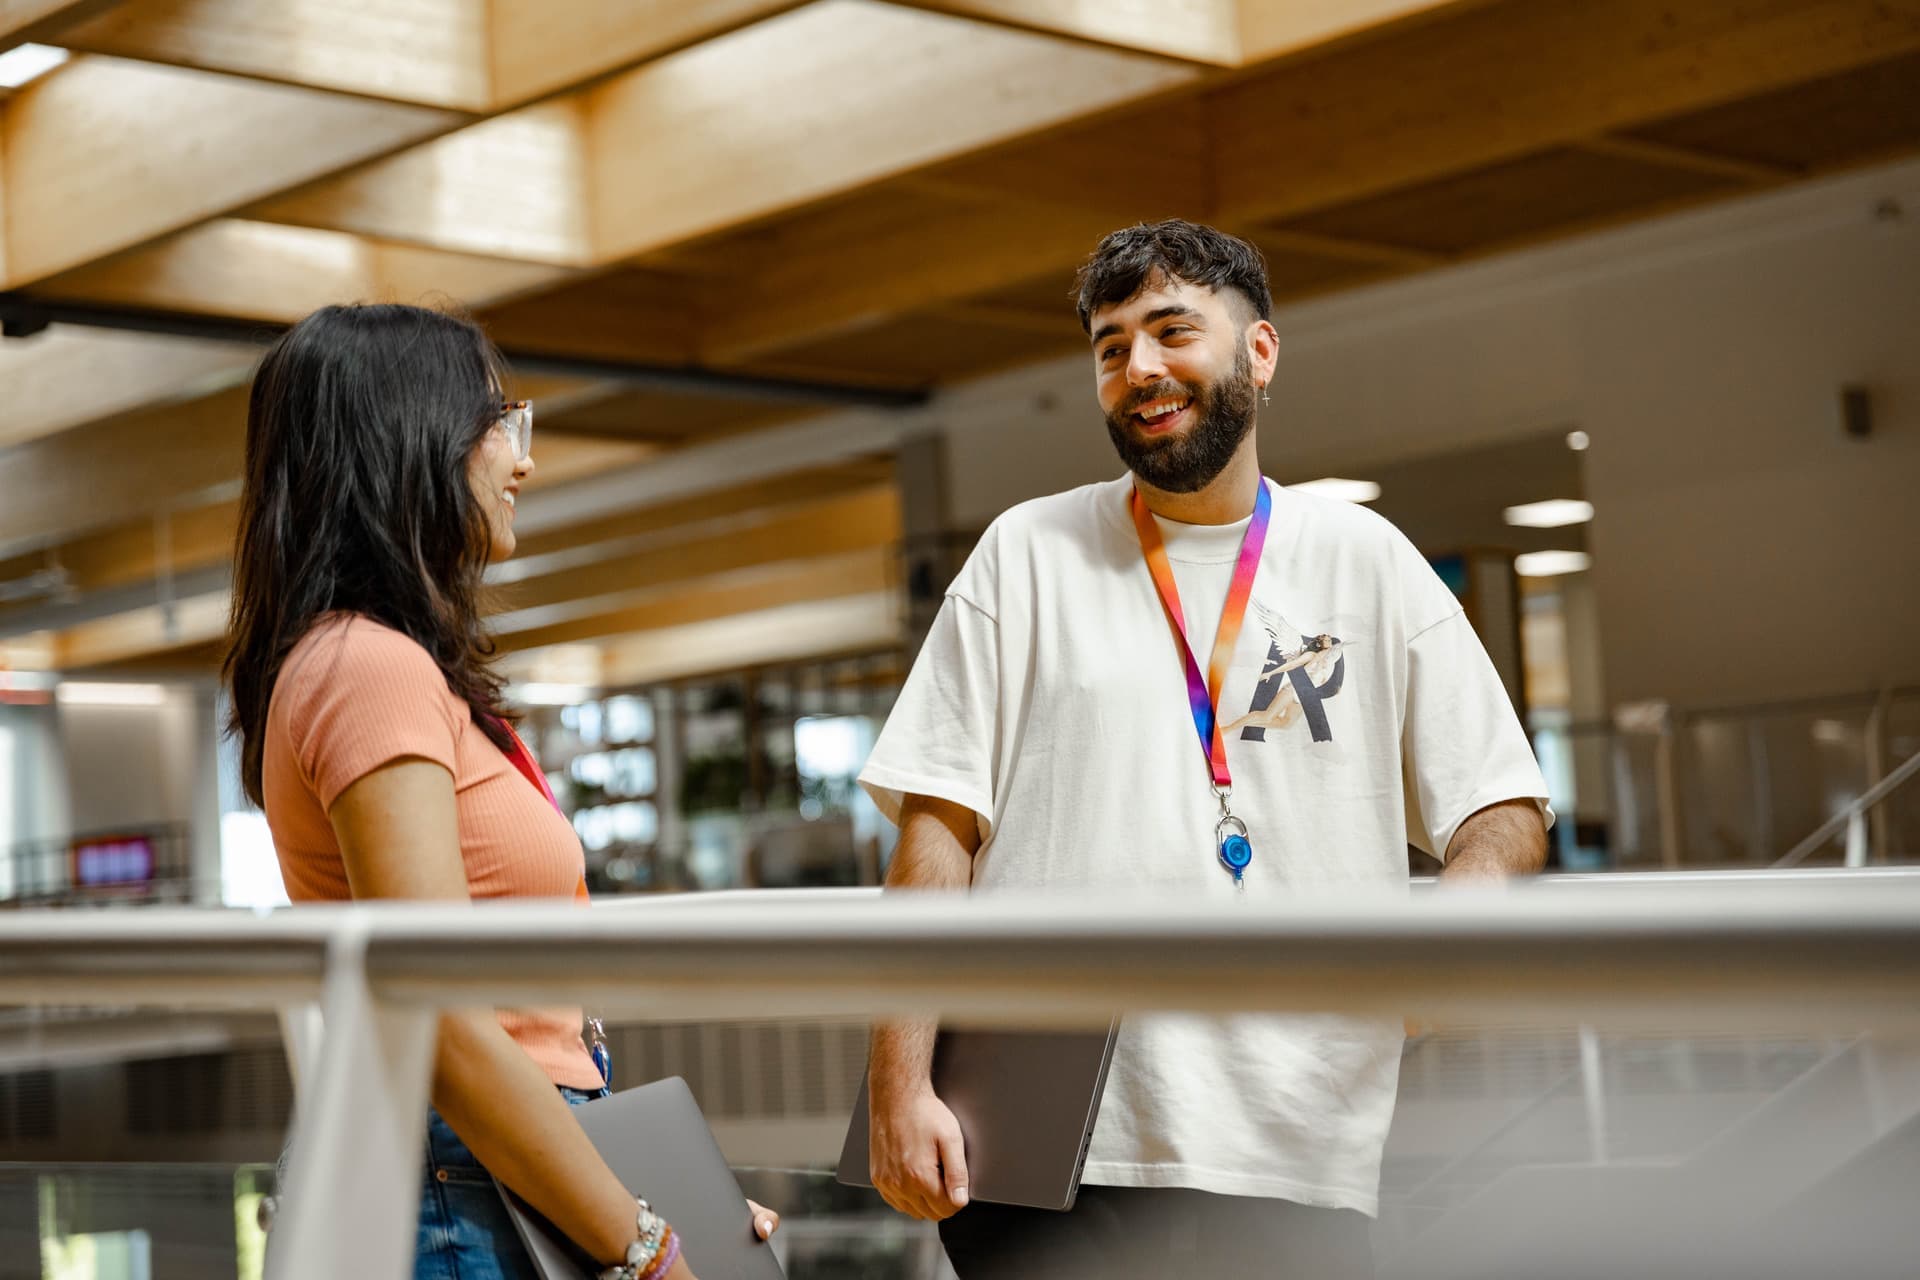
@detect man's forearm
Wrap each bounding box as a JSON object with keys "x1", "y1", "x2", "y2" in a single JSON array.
[
  {"x1": 1440, "y1": 797, "x2": 1548, "y2": 881},
  {"x1": 869, "y1": 794, "x2": 980, "y2": 1102}
]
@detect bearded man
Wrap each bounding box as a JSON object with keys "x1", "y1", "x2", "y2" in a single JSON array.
[{"x1": 857, "y1": 220, "x2": 1551, "y2": 1279}]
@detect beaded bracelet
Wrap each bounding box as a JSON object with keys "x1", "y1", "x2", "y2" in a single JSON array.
[
  {"x1": 597, "y1": 1201, "x2": 673, "y2": 1280},
  {"x1": 637, "y1": 1230, "x2": 680, "y2": 1280}
]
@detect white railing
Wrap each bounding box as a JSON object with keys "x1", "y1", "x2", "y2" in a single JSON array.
[
  {"x1": 1774, "y1": 748, "x2": 1920, "y2": 868},
  {"x1": 4, "y1": 872, "x2": 1920, "y2": 1279}
]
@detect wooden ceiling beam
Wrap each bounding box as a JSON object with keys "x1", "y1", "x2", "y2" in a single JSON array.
[
  {"x1": 505, "y1": 459, "x2": 894, "y2": 563},
  {"x1": 26, "y1": 469, "x2": 897, "y2": 666},
  {"x1": 23, "y1": 1, "x2": 1201, "y2": 330},
  {"x1": 697, "y1": 98, "x2": 1221, "y2": 362},
  {"x1": 887, "y1": 0, "x2": 1240, "y2": 66},
  {"x1": 582, "y1": 1, "x2": 1198, "y2": 264},
  {"x1": 0, "y1": 383, "x2": 246, "y2": 556},
  {"x1": 486, "y1": 0, "x2": 809, "y2": 110},
  {"x1": 1217, "y1": 0, "x2": 1920, "y2": 226},
  {"x1": 1573, "y1": 134, "x2": 1800, "y2": 187},
  {"x1": 1, "y1": 54, "x2": 460, "y2": 286},
  {"x1": 0, "y1": 499, "x2": 234, "y2": 601},
  {"x1": 34, "y1": 219, "x2": 578, "y2": 323},
  {"x1": 896, "y1": 94, "x2": 1216, "y2": 216},
  {"x1": 1247, "y1": 226, "x2": 1445, "y2": 270},
  {"x1": 54, "y1": 0, "x2": 491, "y2": 110},
  {"x1": 0, "y1": 421, "x2": 641, "y2": 634},
  {"x1": 246, "y1": 101, "x2": 593, "y2": 265},
  {"x1": 51, "y1": 587, "x2": 227, "y2": 669},
  {"x1": 496, "y1": 548, "x2": 894, "y2": 653},
  {"x1": 926, "y1": 301, "x2": 1081, "y2": 336},
  {"x1": 1235, "y1": 0, "x2": 1491, "y2": 66},
  {"x1": 0, "y1": 0, "x2": 121, "y2": 47},
  {"x1": 702, "y1": 195, "x2": 1121, "y2": 363},
  {"x1": 0, "y1": 327, "x2": 255, "y2": 451},
  {"x1": 495, "y1": 486, "x2": 900, "y2": 616}
]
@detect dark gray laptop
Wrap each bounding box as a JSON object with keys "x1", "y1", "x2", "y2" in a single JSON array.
[
  {"x1": 496, "y1": 1076, "x2": 785, "y2": 1279},
  {"x1": 837, "y1": 1023, "x2": 1120, "y2": 1212}
]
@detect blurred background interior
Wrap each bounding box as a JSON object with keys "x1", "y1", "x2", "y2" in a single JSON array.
[{"x1": 0, "y1": 0, "x2": 1917, "y2": 1276}]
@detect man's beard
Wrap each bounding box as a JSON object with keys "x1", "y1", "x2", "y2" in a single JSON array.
[{"x1": 1103, "y1": 348, "x2": 1258, "y2": 494}]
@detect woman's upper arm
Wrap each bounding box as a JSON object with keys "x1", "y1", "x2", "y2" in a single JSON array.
[{"x1": 327, "y1": 757, "x2": 471, "y2": 902}]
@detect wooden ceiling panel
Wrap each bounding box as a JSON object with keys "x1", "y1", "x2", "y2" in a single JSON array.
[
  {"x1": 700, "y1": 193, "x2": 1121, "y2": 363},
  {"x1": 1235, "y1": 0, "x2": 1485, "y2": 66},
  {"x1": 1216, "y1": 0, "x2": 1920, "y2": 226},
  {"x1": 0, "y1": 385, "x2": 247, "y2": 556},
  {"x1": 245, "y1": 100, "x2": 593, "y2": 265},
  {"x1": 973, "y1": 271, "x2": 1079, "y2": 320},
  {"x1": 911, "y1": 96, "x2": 1216, "y2": 217},
  {"x1": 0, "y1": 327, "x2": 254, "y2": 449},
  {"x1": 493, "y1": 486, "x2": 897, "y2": 617},
  {"x1": 506, "y1": 459, "x2": 893, "y2": 565},
  {"x1": 34, "y1": 219, "x2": 573, "y2": 323},
  {"x1": 478, "y1": 265, "x2": 711, "y2": 366},
  {"x1": 889, "y1": 0, "x2": 1239, "y2": 65},
  {"x1": 1273, "y1": 146, "x2": 1745, "y2": 258},
  {"x1": 1, "y1": 54, "x2": 459, "y2": 286},
  {"x1": 745, "y1": 309, "x2": 1077, "y2": 386},
  {"x1": 7, "y1": 0, "x2": 1917, "y2": 674},
  {"x1": 496, "y1": 548, "x2": 894, "y2": 654},
  {"x1": 1624, "y1": 51, "x2": 1920, "y2": 174},
  {"x1": 655, "y1": 184, "x2": 969, "y2": 286},
  {"x1": 536, "y1": 387, "x2": 809, "y2": 446},
  {"x1": 57, "y1": 0, "x2": 492, "y2": 110},
  {"x1": 0, "y1": 0, "x2": 119, "y2": 47},
  {"x1": 1240, "y1": 235, "x2": 1408, "y2": 299},
  {"x1": 486, "y1": 0, "x2": 807, "y2": 109},
  {"x1": 583, "y1": 0, "x2": 1199, "y2": 262}
]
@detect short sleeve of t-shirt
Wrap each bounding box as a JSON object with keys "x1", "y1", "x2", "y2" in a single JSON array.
[
  {"x1": 1401, "y1": 609, "x2": 1552, "y2": 859},
  {"x1": 279, "y1": 621, "x2": 464, "y2": 812},
  {"x1": 858, "y1": 592, "x2": 1000, "y2": 837}
]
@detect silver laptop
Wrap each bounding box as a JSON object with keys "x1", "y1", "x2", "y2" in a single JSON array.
[
  {"x1": 496, "y1": 1076, "x2": 785, "y2": 1279},
  {"x1": 837, "y1": 1022, "x2": 1120, "y2": 1212}
]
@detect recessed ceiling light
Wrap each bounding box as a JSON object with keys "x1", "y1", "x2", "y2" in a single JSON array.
[
  {"x1": 507, "y1": 682, "x2": 598, "y2": 707},
  {"x1": 1566, "y1": 430, "x2": 1591, "y2": 451},
  {"x1": 1503, "y1": 499, "x2": 1594, "y2": 529},
  {"x1": 1286, "y1": 477, "x2": 1381, "y2": 504},
  {"x1": 55, "y1": 682, "x2": 169, "y2": 707},
  {"x1": 1514, "y1": 550, "x2": 1591, "y2": 578},
  {"x1": 0, "y1": 44, "x2": 70, "y2": 89}
]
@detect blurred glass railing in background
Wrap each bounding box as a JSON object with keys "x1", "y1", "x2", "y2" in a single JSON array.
[
  {"x1": 1531, "y1": 684, "x2": 1920, "y2": 869},
  {"x1": 0, "y1": 826, "x2": 198, "y2": 911},
  {"x1": 1, "y1": 1019, "x2": 1911, "y2": 1280}
]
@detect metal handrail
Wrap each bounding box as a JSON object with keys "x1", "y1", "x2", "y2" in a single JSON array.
[
  {"x1": 1773, "y1": 748, "x2": 1920, "y2": 868},
  {"x1": 6, "y1": 879, "x2": 1920, "y2": 1026},
  {"x1": 4, "y1": 876, "x2": 1919, "y2": 1280}
]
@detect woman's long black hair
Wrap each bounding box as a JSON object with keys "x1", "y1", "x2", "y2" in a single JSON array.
[{"x1": 223, "y1": 303, "x2": 517, "y2": 807}]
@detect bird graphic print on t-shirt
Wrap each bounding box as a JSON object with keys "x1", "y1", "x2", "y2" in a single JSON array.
[{"x1": 1224, "y1": 601, "x2": 1348, "y2": 744}]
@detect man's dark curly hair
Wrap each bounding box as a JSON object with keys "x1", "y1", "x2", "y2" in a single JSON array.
[{"x1": 1073, "y1": 220, "x2": 1273, "y2": 334}]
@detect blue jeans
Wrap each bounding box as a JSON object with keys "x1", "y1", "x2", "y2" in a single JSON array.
[{"x1": 415, "y1": 1085, "x2": 609, "y2": 1280}]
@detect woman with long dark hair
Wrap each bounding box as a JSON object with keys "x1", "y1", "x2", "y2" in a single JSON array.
[{"x1": 225, "y1": 303, "x2": 777, "y2": 1280}]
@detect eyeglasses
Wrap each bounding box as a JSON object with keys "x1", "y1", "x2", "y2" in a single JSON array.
[{"x1": 494, "y1": 400, "x2": 533, "y2": 461}]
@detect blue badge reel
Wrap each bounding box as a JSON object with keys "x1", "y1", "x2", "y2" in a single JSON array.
[{"x1": 1216, "y1": 814, "x2": 1254, "y2": 883}]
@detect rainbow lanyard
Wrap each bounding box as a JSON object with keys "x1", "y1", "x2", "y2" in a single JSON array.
[{"x1": 1129, "y1": 479, "x2": 1272, "y2": 886}]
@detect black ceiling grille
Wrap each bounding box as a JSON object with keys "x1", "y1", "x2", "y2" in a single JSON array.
[
  {"x1": 0, "y1": 1069, "x2": 55, "y2": 1142},
  {"x1": 605, "y1": 1020, "x2": 867, "y2": 1120},
  {"x1": 125, "y1": 1048, "x2": 292, "y2": 1136}
]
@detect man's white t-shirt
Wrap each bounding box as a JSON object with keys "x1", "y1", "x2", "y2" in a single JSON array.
[{"x1": 859, "y1": 473, "x2": 1549, "y2": 1215}]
